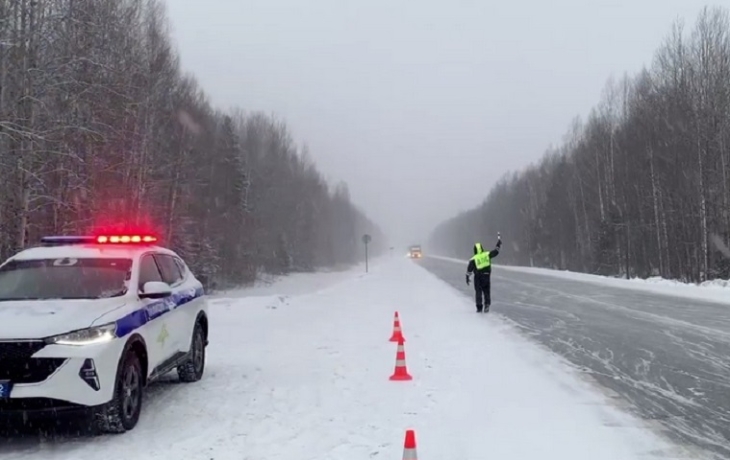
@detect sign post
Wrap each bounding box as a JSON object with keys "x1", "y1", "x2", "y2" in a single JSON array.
[{"x1": 362, "y1": 234, "x2": 372, "y2": 272}]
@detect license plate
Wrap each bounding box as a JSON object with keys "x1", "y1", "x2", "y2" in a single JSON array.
[{"x1": 0, "y1": 381, "x2": 12, "y2": 399}]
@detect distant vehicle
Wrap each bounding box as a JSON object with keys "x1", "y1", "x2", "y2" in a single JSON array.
[
  {"x1": 0, "y1": 233, "x2": 209, "y2": 433},
  {"x1": 409, "y1": 245, "x2": 423, "y2": 259}
]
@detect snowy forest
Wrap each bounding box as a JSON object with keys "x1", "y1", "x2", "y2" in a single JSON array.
[
  {"x1": 430, "y1": 6, "x2": 730, "y2": 283},
  {"x1": 0, "y1": 0, "x2": 385, "y2": 287}
]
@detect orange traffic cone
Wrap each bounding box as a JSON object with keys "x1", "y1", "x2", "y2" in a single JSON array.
[
  {"x1": 389, "y1": 338, "x2": 412, "y2": 381},
  {"x1": 402, "y1": 429, "x2": 418, "y2": 459},
  {"x1": 389, "y1": 311, "x2": 405, "y2": 342}
]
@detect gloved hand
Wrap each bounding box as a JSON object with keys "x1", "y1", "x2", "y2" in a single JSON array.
[{"x1": 465, "y1": 274, "x2": 470, "y2": 286}]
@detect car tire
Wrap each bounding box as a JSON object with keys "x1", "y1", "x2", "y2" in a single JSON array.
[
  {"x1": 177, "y1": 321, "x2": 205, "y2": 383},
  {"x1": 93, "y1": 351, "x2": 144, "y2": 434}
]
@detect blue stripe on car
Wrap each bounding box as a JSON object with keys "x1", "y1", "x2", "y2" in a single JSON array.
[{"x1": 115, "y1": 286, "x2": 205, "y2": 337}]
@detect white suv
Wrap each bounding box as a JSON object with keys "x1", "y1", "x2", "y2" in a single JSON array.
[{"x1": 0, "y1": 234, "x2": 209, "y2": 433}]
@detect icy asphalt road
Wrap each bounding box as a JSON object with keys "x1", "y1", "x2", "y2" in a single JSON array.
[{"x1": 419, "y1": 257, "x2": 730, "y2": 460}]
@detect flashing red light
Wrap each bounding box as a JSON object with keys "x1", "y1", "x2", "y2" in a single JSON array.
[{"x1": 95, "y1": 235, "x2": 158, "y2": 244}]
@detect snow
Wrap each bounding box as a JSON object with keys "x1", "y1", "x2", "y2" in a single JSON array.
[
  {"x1": 2, "y1": 257, "x2": 697, "y2": 459},
  {"x1": 213, "y1": 259, "x2": 374, "y2": 298},
  {"x1": 432, "y1": 255, "x2": 730, "y2": 306}
]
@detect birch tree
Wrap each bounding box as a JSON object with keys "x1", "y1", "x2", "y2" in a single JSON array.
[
  {"x1": 0, "y1": 0, "x2": 386, "y2": 288},
  {"x1": 430, "y1": 6, "x2": 730, "y2": 283}
]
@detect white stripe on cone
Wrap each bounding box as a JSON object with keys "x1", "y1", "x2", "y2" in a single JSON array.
[{"x1": 403, "y1": 448, "x2": 418, "y2": 460}]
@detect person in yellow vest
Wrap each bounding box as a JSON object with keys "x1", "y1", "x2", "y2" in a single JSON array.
[{"x1": 465, "y1": 234, "x2": 502, "y2": 312}]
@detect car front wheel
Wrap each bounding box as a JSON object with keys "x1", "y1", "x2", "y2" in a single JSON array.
[{"x1": 93, "y1": 351, "x2": 144, "y2": 434}]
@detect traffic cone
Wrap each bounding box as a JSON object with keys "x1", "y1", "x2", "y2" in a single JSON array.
[
  {"x1": 389, "y1": 311, "x2": 405, "y2": 342},
  {"x1": 389, "y1": 338, "x2": 412, "y2": 381},
  {"x1": 402, "y1": 429, "x2": 418, "y2": 459}
]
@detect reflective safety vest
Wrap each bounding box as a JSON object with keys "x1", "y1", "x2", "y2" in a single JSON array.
[{"x1": 472, "y1": 243, "x2": 491, "y2": 270}]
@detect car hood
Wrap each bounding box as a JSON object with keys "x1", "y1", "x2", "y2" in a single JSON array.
[{"x1": 0, "y1": 298, "x2": 126, "y2": 340}]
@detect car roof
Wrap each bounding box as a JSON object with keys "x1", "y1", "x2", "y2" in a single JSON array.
[{"x1": 9, "y1": 244, "x2": 178, "y2": 262}]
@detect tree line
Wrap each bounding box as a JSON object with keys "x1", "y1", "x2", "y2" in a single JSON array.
[
  {"x1": 0, "y1": 0, "x2": 385, "y2": 287},
  {"x1": 430, "y1": 6, "x2": 730, "y2": 283}
]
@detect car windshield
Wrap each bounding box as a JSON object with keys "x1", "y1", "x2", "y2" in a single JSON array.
[{"x1": 0, "y1": 258, "x2": 133, "y2": 301}]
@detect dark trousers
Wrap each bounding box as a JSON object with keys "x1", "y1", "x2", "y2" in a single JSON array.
[{"x1": 474, "y1": 273, "x2": 491, "y2": 311}]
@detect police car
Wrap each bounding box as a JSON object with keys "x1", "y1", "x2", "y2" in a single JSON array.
[{"x1": 0, "y1": 234, "x2": 209, "y2": 433}]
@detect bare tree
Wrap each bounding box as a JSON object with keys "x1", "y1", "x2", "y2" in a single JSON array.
[
  {"x1": 430, "y1": 6, "x2": 730, "y2": 283},
  {"x1": 0, "y1": 0, "x2": 386, "y2": 288}
]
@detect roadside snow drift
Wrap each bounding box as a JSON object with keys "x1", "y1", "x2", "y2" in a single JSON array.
[
  {"x1": 431, "y1": 255, "x2": 730, "y2": 306},
  {"x1": 2, "y1": 258, "x2": 694, "y2": 459}
]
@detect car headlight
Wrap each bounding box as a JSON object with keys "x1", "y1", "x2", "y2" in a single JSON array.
[{"x1": 48, "y1": 323, "x2": 118, "y2": 346}]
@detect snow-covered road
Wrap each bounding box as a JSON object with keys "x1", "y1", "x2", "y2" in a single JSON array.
[
  {"x1": 421, "y1": 256, "x2": 730, "y2": 460},
  {"x1": 1, "y1": 258, "x2": 693, "y2": 459}
]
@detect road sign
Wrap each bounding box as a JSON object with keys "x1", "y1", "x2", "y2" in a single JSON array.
[{"x1": 362, "y1": 234, "x2": 372, "y2": 272}]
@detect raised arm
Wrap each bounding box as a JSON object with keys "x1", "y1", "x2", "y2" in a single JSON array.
[{"x1": 489, "y1": 234, "x2": 502, "y2": 258}]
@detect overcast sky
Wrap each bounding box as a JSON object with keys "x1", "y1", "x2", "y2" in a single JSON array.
[{"x1": 165, "y1": 0, "x2": 711, "y2": 248}]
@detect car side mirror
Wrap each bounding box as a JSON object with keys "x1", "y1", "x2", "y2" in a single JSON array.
[{"x1": 140, "y1": 281, "x2": 172, "y2": 300}]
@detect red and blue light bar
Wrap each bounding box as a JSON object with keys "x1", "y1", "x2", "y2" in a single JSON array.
[{"x1": 41, "y1": 235, "x2": 158, "y2": 246}]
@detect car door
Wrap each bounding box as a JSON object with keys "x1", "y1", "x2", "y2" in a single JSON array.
[
  {"x1": 152, "y1": 253, "x2": 187, "y2": 353},
  {"x1": 137, "y1": 253, "x2": 176, "y2": 371},
  {"x1": 171, "y1": 255, "x2": 205, "y2": 351}
]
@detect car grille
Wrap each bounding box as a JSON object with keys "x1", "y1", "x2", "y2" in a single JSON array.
[
  {"x1": 0, "y1": 341, "x2": 47, "y2": 359},
  {"x1": 0, "y1": 358, "x2": 67, "y2": 383},
  {"x1": 0, "y1": 341, "x2": 66, "y2": 383}
]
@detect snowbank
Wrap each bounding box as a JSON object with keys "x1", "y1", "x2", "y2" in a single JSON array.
[
  {"x1": 214, "y1": 257, "x2": 385, "y2": 299},
  {"x1": 432, "y1": 255, "x2": 730, "y2": 306}
]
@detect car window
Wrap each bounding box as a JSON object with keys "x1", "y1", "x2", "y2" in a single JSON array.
[
  {"x1": 0, "y1": 258, "x2": 132, "y2": 301},
  {"x1": 138, "y1": 254, "x2": 163, "y2": 290},
  {"x1": 173, "y1": 257, "x2": 188, "y2": 278},
  {"x1": 154, "y1": 254, "x2": 183, "y2": 286}
]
